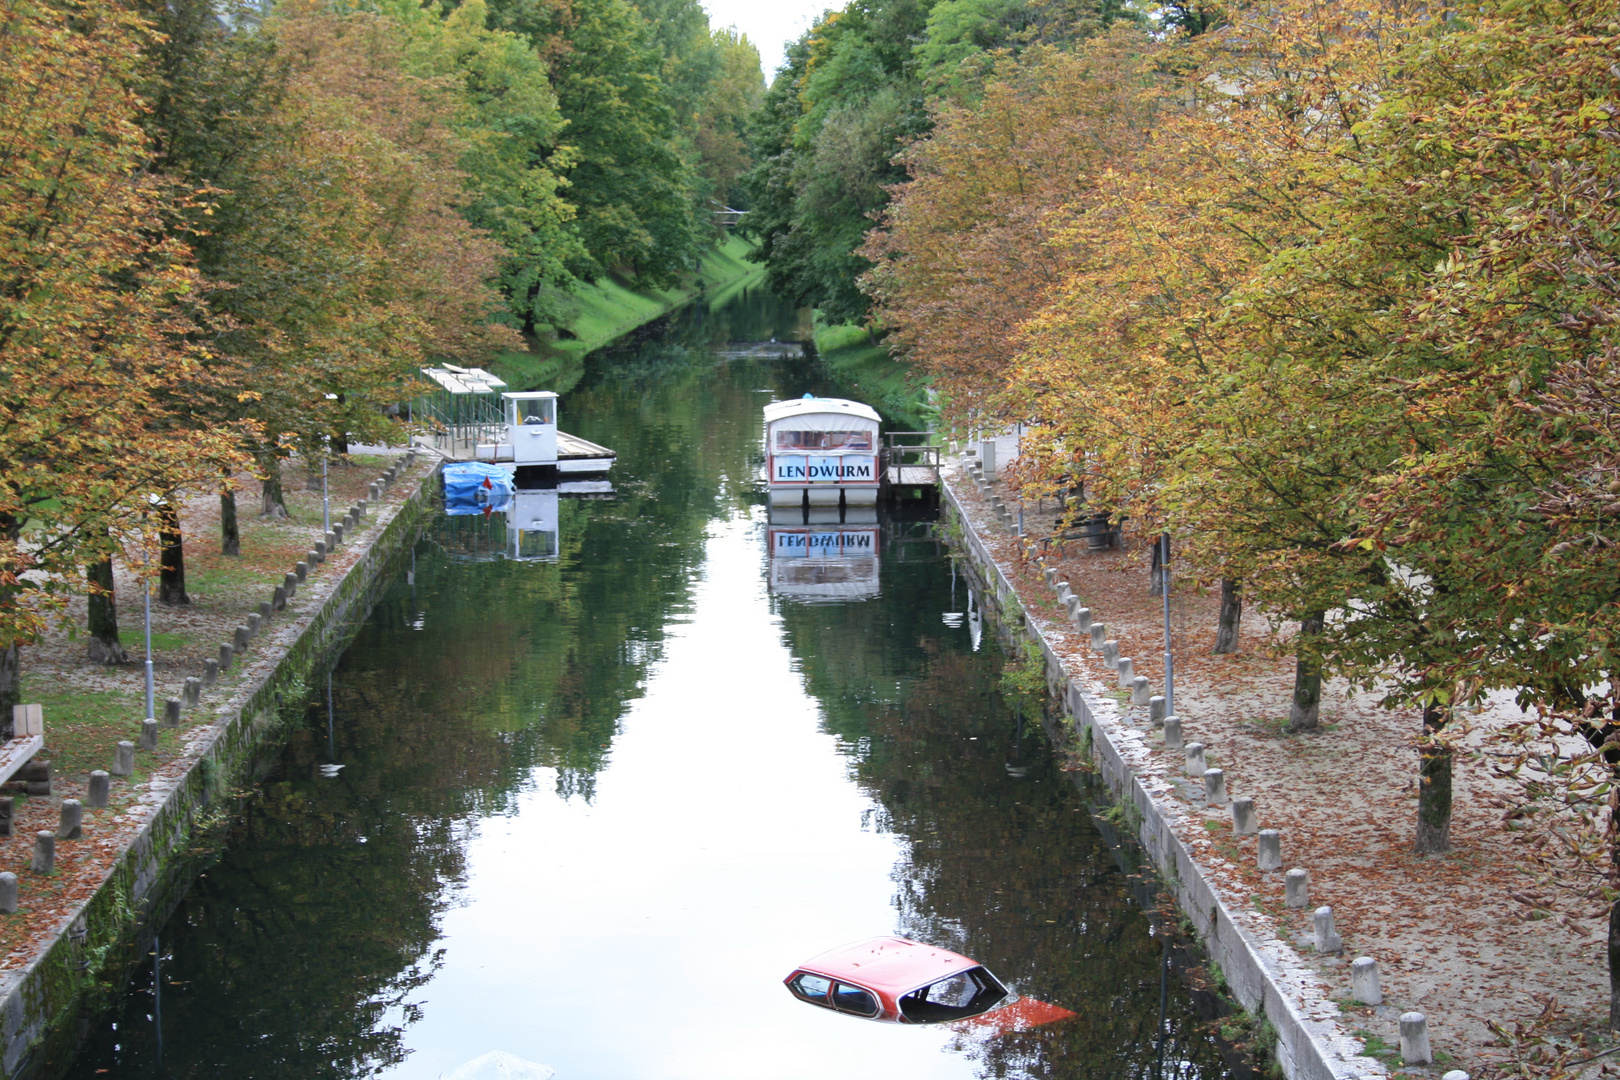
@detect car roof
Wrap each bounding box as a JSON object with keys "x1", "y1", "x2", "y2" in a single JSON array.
[
  {"x1": 763, "y1": 396, "x2": 881, "y2": 425},
  {"x1": 797, "y1": 937, "x2": 981, "y2": 996}
]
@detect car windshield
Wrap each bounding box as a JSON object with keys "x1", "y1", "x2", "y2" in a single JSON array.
[{"x1": 898, "y1": 967, "x2": 1008, "y2": 1023}]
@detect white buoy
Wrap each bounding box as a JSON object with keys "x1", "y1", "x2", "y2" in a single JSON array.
[{"x1": 441, "y1": 1051, "x2": 556, "y2": 1080}]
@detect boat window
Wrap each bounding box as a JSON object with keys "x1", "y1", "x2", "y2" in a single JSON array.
[
  {"x1": 789, "y1": 973, "x2": 833, "y2": 1007},
  {"x1": 775, "y1": 429, "x2": 873, "y2": 452},
  {"x1": 898, "y1": 968, "x2": 1008, "y2": 1023},
  {"x1": 832, "y1": 983, "x2": 880, "y2": 1017},
  {"x1": 514, "y1": 398, "x2": 554, "y2": 425}
]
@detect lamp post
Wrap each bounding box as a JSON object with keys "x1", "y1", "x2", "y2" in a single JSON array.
[
  {"x1": 322, "y1": 451, "x2": 330, "y2": 534},
  {"x1": 142, "y1": 498, "x2": 156, "y2": 724}
]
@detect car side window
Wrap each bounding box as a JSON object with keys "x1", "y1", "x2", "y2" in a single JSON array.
[
  {"x1": 898, "y1": 967, "x2": 1008, "y2": 1023},
  {"x1": 790, "y1": 973, "x2": 833, "y2": 1007},
  {"x1": 832, "y1": 982, "x2": 879, "y2": 1017}
]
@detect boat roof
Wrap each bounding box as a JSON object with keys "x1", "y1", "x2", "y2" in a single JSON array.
[
  {"x1": 763, "y1": 396, "x2": 880, "y2": 426},
  {"x1": 796, "y1": 937, "x2": 980, "y2": 995}
]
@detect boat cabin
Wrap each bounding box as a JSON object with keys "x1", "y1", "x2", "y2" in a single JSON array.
[
  {"x1": 475, "y1": 392, "x2": 616, "y2": 475},
  {"x1": 764, "y1": 396, "x2": 880, "y2": 507}
]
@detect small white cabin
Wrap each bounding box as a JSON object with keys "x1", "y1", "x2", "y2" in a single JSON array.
[
  {"x1": 763, "y1": 395, "x2": 881, "y2": 507},
  {"x1": 477, "y1": 391, "x2": 615, "y2": 473}
]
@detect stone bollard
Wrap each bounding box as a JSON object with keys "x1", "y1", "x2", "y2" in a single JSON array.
[
  {"x1": 1102, "y1": 641, "x2": 1120, "y2": 669},
  {"x1": 0, "y1": 797, "x2": 11, "y2": 837},
  {"x1": 1149, "y1": 695, "x2": 1166, "y2": 726},
  {"x1": 1204, "y1": 768, "x2": 1229, "y2": 806},
  {"x1": 233, "y1": 625, "x2": 250, "y2": 653},
  {"x1": 369, "y1": 482, "x2": 380, "y2": 501},
  {"x1": 295, "y1": 561, "x2": 308, "y2": 584},
  {"x1": 284, "y1": 571, "x2": 298, "y2": 598},
  {"x1": 258, "y1": 600, "x2": 273, "y2": 623},
  {"x1": 163, "y1": 698, "x2": 182, "y2": 728},
  {"x1": 313, "y1": 539, "x2": 326, "y2": 560},
  {"x1": 30, "y1": 832, "x2": 54, "y2": 874},
  {"x1": 356, "y1": 499, "x2": 367, "y2": 518},
  {"x1": 272, "y1": 585, "x2": 287, "y2": 612},
  {"x1": 332, "y1": 523, "x2": 344, "y2": 545},
  {"x1": 1044, "y1": 567, "x2": 1056, "y2": 586},
  {"x1": 1075, "y1": 607, "x2": 1093, "y2": 633},
  {"x1": 1163, "y1": 716, "x2": 1184, "y2": 750},
  {"x1": 1184, "y1": 742, "x2": 1207, "y2": 777},
  {"x1": 1131, "y1": 676, "x2": 1152, "y2": 705},
  {"x1": 1116, "y1": 657, "x2": 1134, "y2": 688},
  {"x1": 184, "y1": 677, "x2": 201, "y2": 707},
  {"x1": 308, "y1": 549, "x2": 322, "y2": 571},
  {"x1": 218, "y1": 643, "x2": 233, "y2": 672},
  {"x1": 1314, "y1": 906, "x2": 1343, "y2": 952},
  {"x1": 0, "y1": 872, "x2": 15, "y2": 914},
  {"x1": 1231, "y1": 796, "x2": 1256, "y2": 835},
  {"x1": 1351, "y1": 957, "x2": 1383, "y2": 1005},
  {"x1": 140, "y1": 719, "x2": 159, "y2": 752},
  {"x1": 112, "y1": 741, "x2": 135, "y2": 777},
  {"x1": 88, "y1": 771, "x2": 110, "y2": 809},
  {"x1": 1285, "y1": 868, "x2": 1309, "y2": 909},
  {"x1": 324, "y1": 530, "x2": 337, "y2": 551},
  {"x1": 1441, "y1": 1072, "x2": 1470, "y2": 1080},
  {"x1": 247, "y1": 613, "x2": 262, "y2": 638},
  {"x1": 1090, "y1": 623, "x2": 1107, "y2": 650},
  {"x1": 203, "y1": 658, "x2": 219, "y2": 688},
  {"x1": 57, "y1": 799, "x2": 82, "y2": 840},
  {"x1": 1065, "y1": 595, "x2": 1081, "y2": 620},
  {"x1": 1055, "y1": 583, "x2": 1072, "y2": 606},
  {"x1": 1257, "y1": 829, "x2": 1282, "y2": 871},
  {"x1": 1399, "y1": 1012, "x2": 1432, "y2": 1065}
]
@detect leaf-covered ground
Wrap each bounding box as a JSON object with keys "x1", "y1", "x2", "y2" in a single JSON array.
[{"x1": 951, "y1": 451, "x2": 1614, "y2": 1079}]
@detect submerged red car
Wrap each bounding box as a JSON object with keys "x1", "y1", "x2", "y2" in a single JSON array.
[{"x1": 783, "y1": 937, "x2": 1076, "y2": 1031}]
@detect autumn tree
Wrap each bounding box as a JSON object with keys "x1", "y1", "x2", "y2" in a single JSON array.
[{"x1": 0, "y1": 0, "x2": 242, "y2": 713}]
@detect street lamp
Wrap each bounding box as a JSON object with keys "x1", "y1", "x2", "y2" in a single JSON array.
[{"x1": 1161, "y1": 532, "x2": 1174, "y2": 717}]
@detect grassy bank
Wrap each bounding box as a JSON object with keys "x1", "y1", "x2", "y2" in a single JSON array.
[
  {"x1": 811, "y1": 315, "x2": 932, "y2": 429},
  {"x1": 490, "y1": 233, "x2": 764, "y2": 392}
]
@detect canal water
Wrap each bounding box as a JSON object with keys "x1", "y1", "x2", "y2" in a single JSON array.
[{"x1": 62, "y1": 287, "x2": 1236, "y2": 1080}]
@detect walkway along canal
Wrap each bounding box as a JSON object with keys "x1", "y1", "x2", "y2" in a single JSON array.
[{"x1": 59, "y1": 288, "x2": 1243, "y2": 1080}]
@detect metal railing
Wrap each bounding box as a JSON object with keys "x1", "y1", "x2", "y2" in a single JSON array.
[{"x1": 882, "y1": 432, "x2": 942, "y2": 485}]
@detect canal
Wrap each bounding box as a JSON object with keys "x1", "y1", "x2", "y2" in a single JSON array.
[{"x1": 62, "y1": 288, "x2": 1237, "y2": 1080}]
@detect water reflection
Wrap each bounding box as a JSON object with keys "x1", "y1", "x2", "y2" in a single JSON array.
[{"x1": 62, "y1": 288, "x2": 1236, "y2": 1080}]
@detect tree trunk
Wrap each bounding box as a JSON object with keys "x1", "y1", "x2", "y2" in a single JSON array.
[
  {"x1": 1213, "y1": 578, "x2": 1242, "y2": 654},
  {"x1": 220, "y1": 487, "x2": 240, "y2": 556},
  {"x1": 1414, "y1": 703, "x2": 1452, "y2": 853},
  {"x1": 0, "y1": 513, "x2": 20, "y2": 723},
  {"x1": 1286, "y1": 612, "x2": 1326, "y2": 732},
  {"x1": 85, "y1": 551, "x2": 127, "y2": 664},
  {"x1": 1609, "y1": 898, "x2": 1620, "y2": 1031},
  {"x1": 331, "y1": 392, "x2": 348, "y2": 456},
  {"x1": 0, "y1": 641, "x2": 16, "y2": 735},
  {"x1": 260, "y1": 454, "x2": 288, "y2": 518},
  {"x1": 1149, "y1": 536, "x2": 1165, "y2": 597},
  {"x1": 156, "y1": 496, "x2": 189, "y2": 605}
]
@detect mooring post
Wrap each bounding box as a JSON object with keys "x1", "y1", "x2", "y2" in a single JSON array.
[
  {"x1": 203, "y1": 658, "x2": 219, "y2": 688},
  {"x1": 112, "y1": 741, "x2": 135, "y2": 777},
  {"x1": 163, "y1": 698, "x2": 181, "y2": 728},
  {"x1": 140, "y1": 719, "x2": 159, "y2": 752},
  {"x1": 57, "y1": 800, "x2": 82, "y2": 841},
  {"x1": 1399, "y1": 1013, "x2": 1432, "y2": 1065},
  {"x1": 1204, "y1": 768, "x2": 1228, "y2": 806},
  {"x1": 218, "y1": 643, "x2": 233, "y2": 673},
  {"x1": 30, "y1": 832, "x2": 54, "y2": 874},
  {"x1": 1183, "y1": 742, "x2": 1206, "y2": 777},
  {"x1": 1231, "y1": 796, "x2": 1256, "y2": 835},
  {"x1": 184, "y1": 677, "x2": 201, "y2": 707},
  {"x1": 0, "y1": 872, "x2": 16, "y2": 913},
  {"x1": 1351, "y1": 957, "x2": 1383, "y2": 1004},
  {"x1": 1257, "y1": 829, "x2": 1282, "y2": 871},
  {"x1": 88, "y1": 771, "x2": 110, "y2": 809},
  {"x1": 1313, "y1": 906, "x2": 1343, "y2": 952},
  {"x1": 1163, "y1": 716, "x2": 1183, "y2": 750},
  {"x1": 1285, "y1": 868, "x2": 1309, "y2": 909}
]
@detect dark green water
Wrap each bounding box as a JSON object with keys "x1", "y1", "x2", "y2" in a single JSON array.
[{"x1": 61, "y1": 285, "x2": 1236, "y2": 1080}]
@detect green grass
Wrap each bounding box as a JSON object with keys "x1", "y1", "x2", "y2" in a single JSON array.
[
  {"x1": 11, "y1": 682, "x2": 177, "y2": 780},
  {"x1": 490, "y1": 234, "x2": 764, "y2": 391},
  {"x1": 116, "y1": 629, "x2": 191, "y2": 651},
  {"x1": 811, "y1": 314, "x2": 932, "y2": 428}
]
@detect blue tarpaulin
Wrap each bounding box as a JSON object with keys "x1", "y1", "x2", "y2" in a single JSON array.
[{"x1": 443, "y1": 462, "x2": 514, "y2": 515}]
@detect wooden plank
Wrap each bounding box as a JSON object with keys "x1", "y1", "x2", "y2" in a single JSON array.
[{"x1": 0, "y1": 734, "x2": 44, "y2": 787}]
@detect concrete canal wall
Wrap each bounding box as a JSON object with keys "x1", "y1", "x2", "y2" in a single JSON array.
[
  {"x1": 937, "y1": 462, "x2": 1389, "y2": 1080},
  {"x1": 0, "y1": 459, "x2": 441, "y2": 1079}
]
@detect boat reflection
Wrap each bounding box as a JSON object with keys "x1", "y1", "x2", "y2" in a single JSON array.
[
  {"x1": 435, "y1": 474, "x2": 614, "y2": 563},
  {"x1": 766, "y1": 506, "x2": 881, "y2": 603}
]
